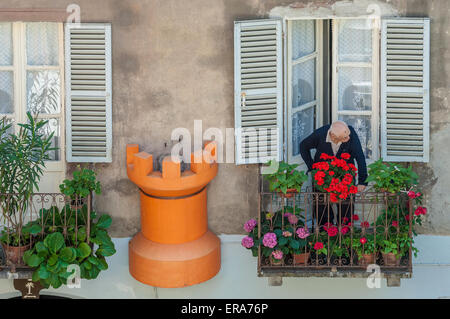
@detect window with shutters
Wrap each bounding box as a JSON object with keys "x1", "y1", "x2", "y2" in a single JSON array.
[
  {"x1": 0, "y1": 22, "x2": 64, "y2": 169},
  {"x1": 234, "y1": 17, "x2": 429, "y2": 167},
  {"x1": 287, "y1": 18, "x2": 379, "y2": 166}
]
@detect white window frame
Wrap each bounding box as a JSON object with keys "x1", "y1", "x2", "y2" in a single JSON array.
[
  {"x1": 0, "y1": 22, "x2": 65, "y2": 172},
  {"x1": 331, "y1": 18, "x2": 380, "y2": 163},
  {"x1": 286, "y1": 18, "x2": 323, "y2": 167}
]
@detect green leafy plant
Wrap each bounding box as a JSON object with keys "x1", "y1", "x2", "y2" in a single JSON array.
[
  {"x1": 263, "y1": 160, "x2": 308, "y2": 194},
  {"x1": 352, "y1": 235, "x2": 376, "y2": 260},
  {"x1": 23, "y1": 205, "x2": 116, "y2": 289},
  {"x1": 366, "y1": 159, "x2": 418, "y2": 193},
  {"x1": 0, "y1": 113, "x2": 56, "y2": 247},
  {"x1": 59, "y1": 166, "x2": 101, "y2": 204}
]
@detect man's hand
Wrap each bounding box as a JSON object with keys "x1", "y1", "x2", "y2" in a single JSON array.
[{"x1": 357, "y1": 185, "x2": 366, "y2": 193}]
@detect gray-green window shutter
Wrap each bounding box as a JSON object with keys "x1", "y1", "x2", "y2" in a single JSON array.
[
  {"x1": 234, "y1": 19, "x2": 283, "y2": 165},
  {"x1": 65, "y1": 23, "x2": 112, "y2": 162},
  {"x1": 381, "y1": 18, "x2": 430, "y2": 162}
]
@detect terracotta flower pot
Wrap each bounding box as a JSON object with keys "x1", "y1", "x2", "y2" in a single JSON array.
[
  {"x1": 358, "y1": 253, "x2": 376, "y2": 266},
  {"x1": 278, "y1": 188, "x2": 298, "y2": 198},
  {"x1": 382, "y1": 252, "x2": 400, "y2": 266},
  {"x1": 70, "y1": 197, "x2": 86, "y2": 210},
  {"x1": 2, "y1": 243, "x2": 31, "y2": 265},
  {"x1": 270, "y1": 258, "x2": 283, "y2": 266},
  {"x1": 293, "y1": 252, "x2": 310, "y2": 265}
]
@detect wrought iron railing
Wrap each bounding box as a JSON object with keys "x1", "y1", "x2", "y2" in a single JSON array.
[
  {"x1": 0, "y1": 193, "x2": 91, "y2": 272},
  {"x1": 257, "y1": 189, "x2": 413, "y2": 274}
]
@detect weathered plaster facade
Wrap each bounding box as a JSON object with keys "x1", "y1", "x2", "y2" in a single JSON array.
[{"x1": 2, "y1": 0, "x2": 448, "y2": 236}]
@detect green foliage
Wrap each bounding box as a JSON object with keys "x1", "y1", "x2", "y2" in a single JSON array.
[
  {"x1": 366, "y1": 159, "x2": 418, "y2": 193},
  {"x1": 59, "y1": 166, "x2": 101, "y2": 200},
  {"x1": 23, "y1": 204, "x2": 115, "y2": 289},
  {"x1": 263, "y1": 160, "x2": 308, "y2": 194},
  {"x1": 351, "y1": 235, "x2": 376, "y2": 259},
  {"x1": 0, "y1": 113, "x2": 56, "y2": 246}
]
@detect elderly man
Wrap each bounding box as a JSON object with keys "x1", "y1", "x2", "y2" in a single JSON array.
[{"x1": 299, "y1": 121, "x2": 367, "y2": 227}]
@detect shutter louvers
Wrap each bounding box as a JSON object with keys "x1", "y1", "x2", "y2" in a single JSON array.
[
  {"x1": 65, "y1": 23, "x2": 112, "y2": 162},
  {"x1": 234, "y1": 20, "x2": 283, "y2": 165},
  {"x1": 381, "y1": 18, "x2": 430, "y2": 162}
]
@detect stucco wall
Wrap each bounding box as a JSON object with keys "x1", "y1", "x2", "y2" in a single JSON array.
[{"x1": 3, "y1": 0, "x2": 449, "y2": 236}]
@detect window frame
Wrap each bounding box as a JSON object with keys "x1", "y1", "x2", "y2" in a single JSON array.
[
  {"x1": 331, "y1": 18, "x2": 380, "y2": 163},
  {"x1": 283, "y1": 17, "x2": 380, "y2": 165},
  {"x1": 286, "y1": 19, "x2": 323, "y2": 167},
  {"x1": 0, "y1": 22, "x2": 65, "y2": 172}
]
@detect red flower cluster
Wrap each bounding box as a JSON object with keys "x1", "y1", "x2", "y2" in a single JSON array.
[
  {"x1": 314, "y1": 242, "x2": 324, "y2": 250},
  {"x1": 408, "y1": 191, "x2": 422, "y2": 199},
  {"x1": 313, "y1": 153, "x2": 358, "y2": 203},
  {"x1": 414, "y1": 206, "x2": 427, "y2": 216}
]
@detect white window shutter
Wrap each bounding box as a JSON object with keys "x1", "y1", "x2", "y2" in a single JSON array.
[
  {"x1": 65, "y1": 23, "x2": 112, "y2": 162},
  {"x1": 381, "y1": 18, "x2": 430, "y2": 162},
  {"x1": 234, "y1": 19, "x2": 283, "y2": 165}
]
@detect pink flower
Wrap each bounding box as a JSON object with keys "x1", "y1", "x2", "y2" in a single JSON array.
[
  {"x1": 361, "y1": 221, "x2": 370, "y2": 228},
  {"x1": 415, "y1": 206, "x2": 427, "y2": 216},
  {"x1": 408, "y1": 191, "x2": 417, "y2": 199},
  {"x1": 288, "y1": 214, "x2": 299, "y2": 225},
  {"x1": 392, "y1": 221, "x2": 398, "y2": 227},
  {"x1": 340, "y1": 226, "x2": 349, "y2": 235},
  {"x1": 352, "y1": 215, "x2": 359, "y2": 221},
  {"x1": 241, "y1": 236, "x2": 254, "y2": 249},
  {"x1": 283, "y1": 231, "x2": 292, "y2": 237},
  {"x1": 296, "y1": 227, "x2": 310, "y2": 239},
  {"x1": 323, "y1": 222, "x2": 332, "y2": 231},
  {"x1": 244, "y1": 219, "x2": 257, "y2": 233},
  {"x1": 272, "y1": 250, "x2": 283, "y2": 260},
  {"x1": 360, "y1": 237, "x2": 367, "y2": 244},
  {"x1": 262, "y1": 232, "x2": 277, "y2": 248}
]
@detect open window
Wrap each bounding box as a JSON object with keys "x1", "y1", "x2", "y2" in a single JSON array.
[{"x1": 234, "y1": 17, "x2": 430, "y2": 166}]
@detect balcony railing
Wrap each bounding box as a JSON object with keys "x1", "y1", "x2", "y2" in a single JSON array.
[
  {"x1": 257, "y1": 187, "x2": 414, "y2": 285},
  {"x1": 0, "y1": 193, "x2": 91, "y2": 274}
]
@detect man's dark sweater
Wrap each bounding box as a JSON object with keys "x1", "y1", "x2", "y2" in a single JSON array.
[{"x1": 299, "y1": 124, "x2": 368, "y2": 186}]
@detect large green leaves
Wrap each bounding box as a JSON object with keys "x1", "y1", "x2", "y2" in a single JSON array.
[{"x1": 44, "y1": 232, "x2": 65, "y2": 254}]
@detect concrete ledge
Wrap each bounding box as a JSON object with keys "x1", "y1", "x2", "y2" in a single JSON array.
[{"x1": 259, "y1": 267, "x2": 412, "y2": 279}]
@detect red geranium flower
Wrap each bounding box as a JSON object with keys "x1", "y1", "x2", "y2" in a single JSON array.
[
  {"x1": 360, "y1": 237, "x2": 367, "y2": 244},
  {"x1": 352, "y1": 215, "x2": 359, "y2": 221},
  {"x1": 392, "y1": 221, "x2": 398, "y2": 227},
  {"x1": 330, "y1": 193, "x2": 338, "y2": 203},
  {"x1": 405, "y1": 215, "x2": 411, "y2": 221},
  {"x1": 329, "y1": 171, "x2": 335, "y2": 176},
  {"x1": 361, "y1": 221, "x2": 369, "y2": 228},
  {"x1": 349, "y1": 185, "x2": 358, "y2": 194},
  {"x1": 415, "y1": 206, "x2": 427, "y2": 216},
  {"x1": 327, "y1": 226, "x2": 338, "y2": 237},
  {"x1": 341, "y1": 153, "x2": 351, "y2": 160},
  {"x1": 314, "y1": 242, "x2": 324, "y2": 250},
  {"x1": 407, "y1": 191, "x2": 416, "y2": 199},
  {"x1": 340, "y1": 226, "x2": 349, "y2": 235}
]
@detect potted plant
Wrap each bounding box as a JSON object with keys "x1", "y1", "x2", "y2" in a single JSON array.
[
  {"x1": 366, "y1": 159, "x2": 418, "y2": 193},
  {"x1": 290, "y1": 226, "x2": 310, "y2": 265},
  {"x1": 312, "y1": 153, "x2": 358, "y2": 203},
  {"x1": 0, "y1": 113, "x2": 55, "y2": 264},
  {"x1": 378, "y1": 238, "x2": 401, "y2": 266},
  {"x1": 23, "y1": 205, "x2": 116, "y2": 288},
  {"x1": 59, "y1": 166, "x2": 101, "y2": 209},
  {"x1": 263, "y1": 160, "x2": 307, "y2": 198},
  {"x1": 352, "y1": 235, "x2": 376, "y2": 266},
  {"x1": 241, "y1": 207, "x2": 306, "y2": 266}
]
